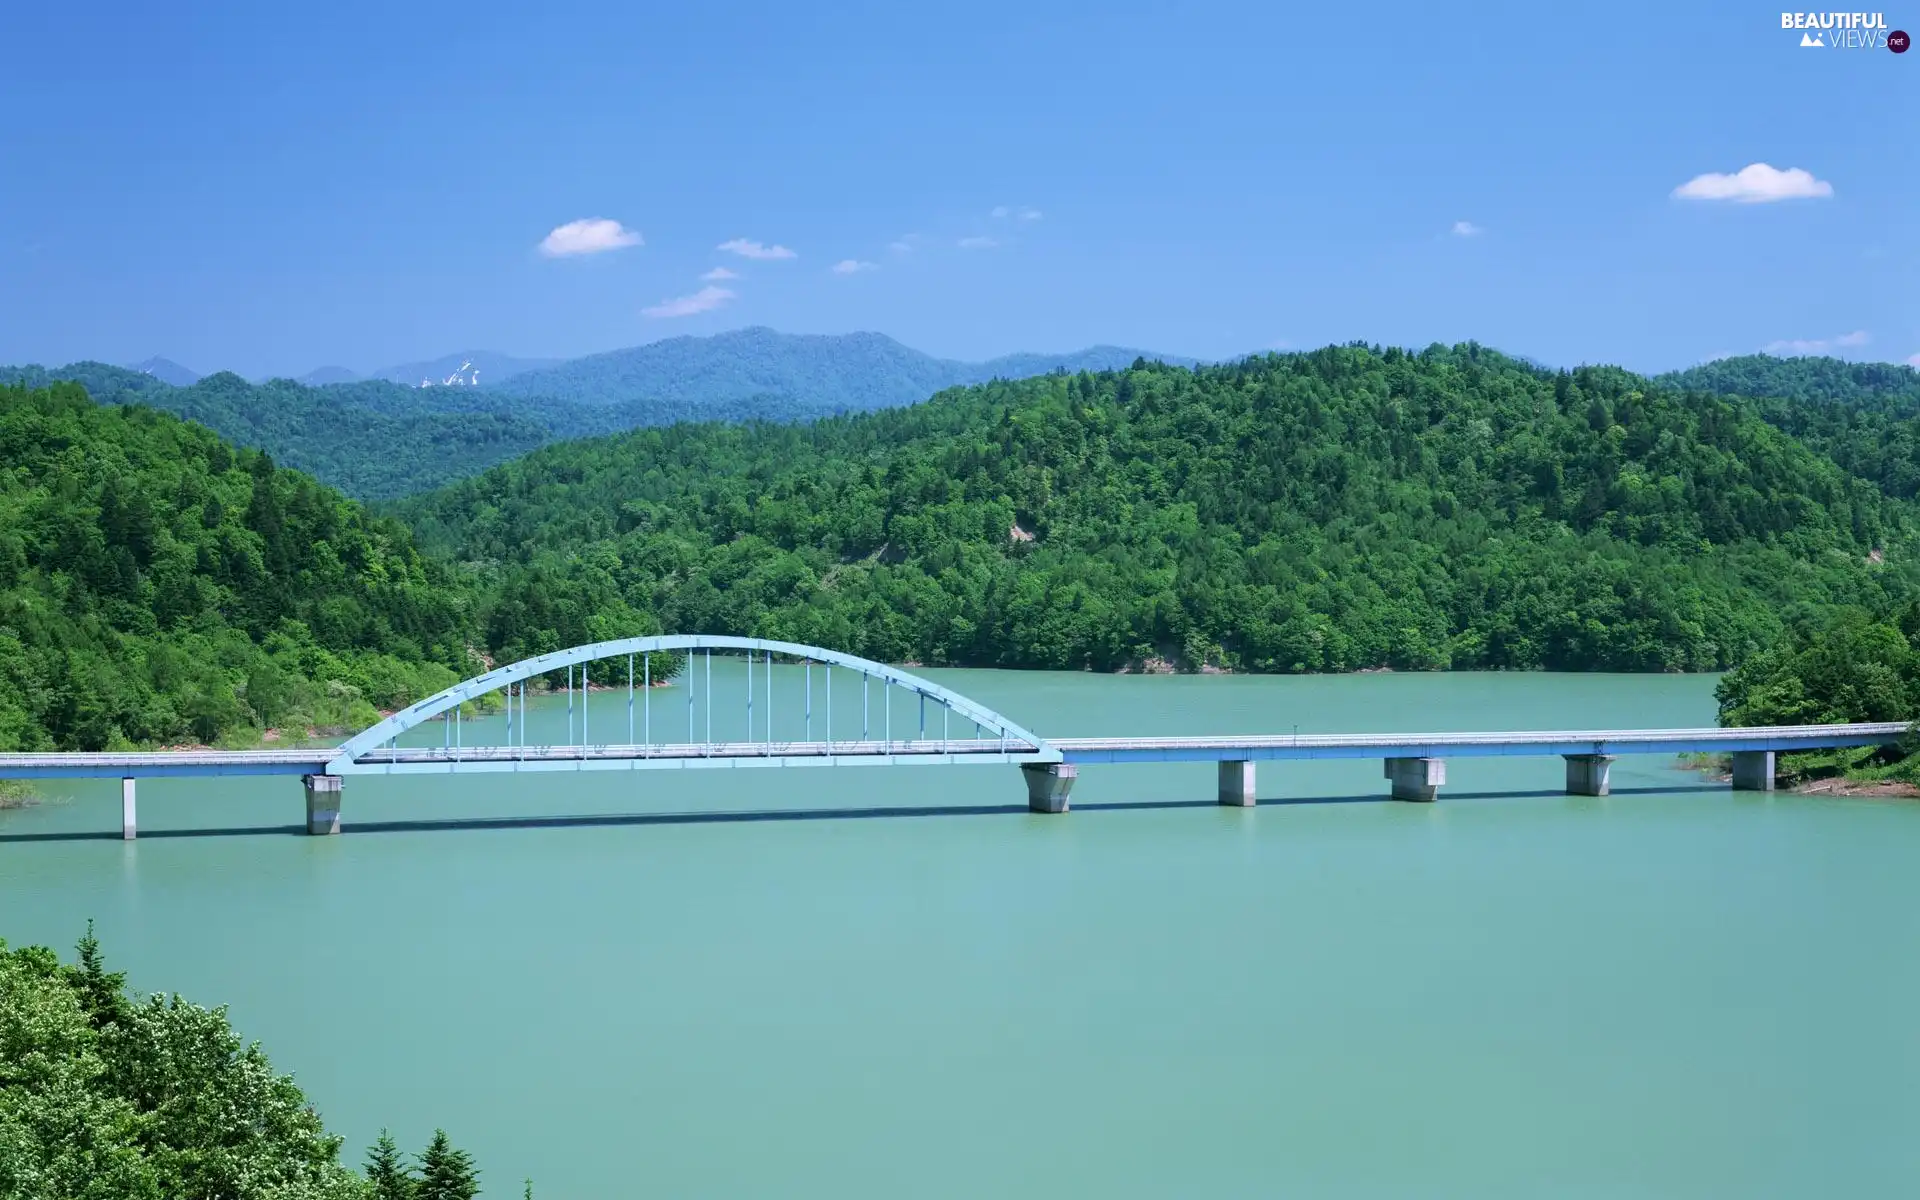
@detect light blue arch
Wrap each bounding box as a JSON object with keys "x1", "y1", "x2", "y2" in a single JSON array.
[{"x1": 325, "y1": 634, "x2": 1060, "y2": 774}]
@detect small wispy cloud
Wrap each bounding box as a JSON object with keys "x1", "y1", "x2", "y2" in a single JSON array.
[
  {"x1": 1762, "y1": 330, "x2": 1870, "y2": 355},
  {"x1": 1451, "y1": 220, "x2": 1483, "y2": 237},
  {"x1": 700, "y1": 266, "x2": 739, "y2": 281},
  {"x1": 642, "y1": 285, "x2": 735, "y2": 319},
  {"x1": 889, "y1": 234, "x2": 921, "y2": 253},
  {"x1": 1672, "y1": 163, "x2": 1834, "y2": 204},
  {"x1": 958, "y1": 235, "x2": 998, "y2": 250},
  {"x1": 992, "y1": 205, "x2": 1042, "y2": 221},
  {"x1": 717, "y1": 238, "x2": 796, "y2": 260},
  {"x1": 539, "y1": 218, "x2": 642, "y2": 258},
  {"x1": 831, "y1": 259, "x2": 877, "y2": 274}
]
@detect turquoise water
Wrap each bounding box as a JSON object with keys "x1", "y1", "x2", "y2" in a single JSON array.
[{"x1": 4, "y1": 670, "x2": 1917, "y2": 1196}]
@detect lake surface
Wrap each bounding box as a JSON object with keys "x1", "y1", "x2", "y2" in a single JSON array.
[{"x1": 4, "y1": 669, "x2": 1917, "y2": 1197}]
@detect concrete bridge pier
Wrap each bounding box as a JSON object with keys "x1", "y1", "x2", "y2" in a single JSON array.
[
  {"x1": 1386, "y1": 757, "x2": 1445, "y2": 802},
  {"x1": 303, "y1": 774, "x2": 343, "y2": 835},
  {"x1": 122, "y1": 778, "x2": 135, "y2": 840},
  {"x1": 1564, "y1": 754, "x2": 1615, "y2": 796},
  {"x1": 1730, "y1": 751, "x2": 1775, "y2": 791},
  {"x1": 1022, "y1": 763, "x2": 1076, "y2": 813},
  {"x1": 1218, "y1": 760, "x2": 1255, "y2": 807}
]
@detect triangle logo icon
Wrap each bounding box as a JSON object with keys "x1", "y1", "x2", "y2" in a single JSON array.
[{"x1": 1800, "y1": 31, "x2": 1824, "y2": 46}]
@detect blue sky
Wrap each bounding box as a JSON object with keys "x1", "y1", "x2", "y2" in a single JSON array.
[{"x1": 0, "y1": 0, "x2": 1912, "y2": 377}]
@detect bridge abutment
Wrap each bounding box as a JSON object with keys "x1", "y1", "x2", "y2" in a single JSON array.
[
  {"x1": 303, "y1": 774, "x2": 343, "y2": 835},
  {"x1": 1730, "y1": 750, "x2": 1775, "y2": 792},
  {"x1": 122, "y1": 777, "x2": 135, "y2": 840},
  {"x1": 1218, "y1": 760, "x2": 1255, "y2": 806},
  {"x1": 1385, "y1": 757, "x2": 1445, "y2": 802},
  {"x1": 1022, "y1": 763, "x2": 1075, "y2": 813},
  {"x1": 1564, "y1": 754, "x2": 1615, "y2": 796}
]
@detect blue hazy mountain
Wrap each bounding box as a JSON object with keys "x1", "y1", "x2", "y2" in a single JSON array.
[
  {"x1": 489, "y1": 327, "x2": 1196, "y2": 418},
  {"x1": 126, "y1": 356, "x2": 201, "y2": 386},
  {"x1": 366, "y1": 350, "x2": 560, "y2": 388},
  {"x1": 298, "y1": 365, "x2": 362, "y2": 386}
]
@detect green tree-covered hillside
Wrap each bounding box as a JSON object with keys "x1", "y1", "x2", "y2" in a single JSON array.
[
  {"x1": 402, "y1": 344, "x2": 1918, "y2": 675},
  {"x1": 1660, "y1": 355, "x2": 1920, "y2": 499},
  {"x1": 0, "y1": 381, "x2": 474, "y2": 750}
]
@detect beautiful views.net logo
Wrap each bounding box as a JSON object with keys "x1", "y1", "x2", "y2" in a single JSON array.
[{"x1": 1781, "y1": 12, "x2": 1910, "y2": 50}]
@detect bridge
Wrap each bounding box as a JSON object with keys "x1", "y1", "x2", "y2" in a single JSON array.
[{"x1": 0, "y1": 635, "x2": 1908, "y2": 838}]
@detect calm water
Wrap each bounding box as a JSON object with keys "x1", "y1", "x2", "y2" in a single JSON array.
[{"x1": 4, "y1": 670, "x2": 1917, "y2": 1197}]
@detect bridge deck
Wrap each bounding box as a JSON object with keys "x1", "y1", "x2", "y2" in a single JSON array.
[
  {"x1": 1051, "y1": 722, "x2": 1912, "y2": 764},
  {"x1": 0, "y1": 722, "x2": 1906, "y2": 779}
]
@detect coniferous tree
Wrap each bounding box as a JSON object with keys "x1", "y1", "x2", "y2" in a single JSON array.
[
  {"x1": 67, "y1": 918, "x2": 129, "y2": 1029},
  {"x1": 417, "y1": 1129, "x2": 480, "y2": 1200},
  {"x1": 366, "y1": 1130, "x2": 416, "y2": 1200}
]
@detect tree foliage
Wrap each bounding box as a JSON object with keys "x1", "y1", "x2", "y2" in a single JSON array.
[
  {"x1": 401, "y1": 344, "x2": 1919, "y2": 675},
  {"x1": 1660, "y1": 354, "x2": 1920, "y2": 500},
  {"x1": 0, "y1": 381, "x2": 474, "y2": 750},
  {"x1": 1, "y1": 930, "x2": 508, "y2": 1200}
]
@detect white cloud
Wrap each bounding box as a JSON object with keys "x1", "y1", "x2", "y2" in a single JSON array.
[
  {"x1": 642, "y1": 285, "x2": 735, "y2": 319},
  {"x1": 958, "y1": 235, "x2": 998, "y2": 250},
  {"x1": 700, "y1": 266, "x2": 739, "y2": 281},
  {"x1": 717, "y1": 237, "x2": 796, "y2": 260},
  {"x1": 1762, "y1": 330, "x2": 1870, "y2": 356},
  {"x1": 539, "y1": 218, "x2": 642, "y2": 258},
  {"x1": 1451, "y1": 220, "x2": 1483, "y2": 237},
  {"x1": 990, "y1": 205, "x2": 1010, "y2": 219},
  {"x1": 991, "y1": 205, "x2": 1042, "y2": 221},
  {"x1": 831, "y1": 259, "x2": 877, "y2": 274},
  {"x1": 888, "y1": 234, "x2": 920, "y2": 253},
  {"x1": 1671, "y1": 163, "x2": 1834, "y2": 203}
]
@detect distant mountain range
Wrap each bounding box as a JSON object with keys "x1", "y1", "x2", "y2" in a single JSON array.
[
  {"x1": 128, "y1": 356, "x2": 202, "y2": 386},
  {"x1": 19, "y1": 329, "x2": 1199, "y2": 498},
  {"x1": 488, "y1": 327, "x2": 1199, "y2": 416},
  {"x1": 128, "y1": 330, "x2": 1192, "y2": 402}
]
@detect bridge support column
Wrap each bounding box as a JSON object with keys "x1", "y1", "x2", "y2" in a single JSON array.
[
  {"x1": 1385, "y1": 757, "x2": 1445, "y2": 803},
  {"x1": 1730, "y1": 751, "x2": 1775, "y2": 792},
  {"x1": 1564, "y1": 754, "x2": 1615, "y2": 797},
  {"x1": 303, "y1": 774, "x2": 342, "y2": 835},
  {"x1": 121, "y1": 777, "x2": 135, "y2": 841},
  {"x1": 1218, "y1": 760, "x2": 1255, "y2": 807},
  {"x1": 1021, "y1": 763, "x2": 1076, "y2": 813}
]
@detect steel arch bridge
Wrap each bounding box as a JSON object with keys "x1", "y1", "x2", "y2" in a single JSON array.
[{"x1": 326, "y1": 634, "x2": 1063, "y2": 776}]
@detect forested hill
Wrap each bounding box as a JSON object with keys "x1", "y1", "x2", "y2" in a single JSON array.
[
  {"x1": 1659, "y1": 355, "x2": 1920, "y2": 500},
  {"x1": 400, "y1": 344, "x2": 1916, "y2": 675},
  {"x1": 0, "y1": 380, "x2": 475, "y2": 751}
]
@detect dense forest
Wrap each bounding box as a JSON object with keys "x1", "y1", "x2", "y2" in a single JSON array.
[
  {"x1": 9, "y1": 346, "x2": 1920, "y2": 753},
  {"x1": 0, "y1": 364, "x2": 604, "y2": 500},
  {"x1": 401, "y1": 344, "x2": 1918, "y2": 676},
  {"x1": 1660, "y1": 355, "x2": 1920, "y2": 501},
  {"x1": 0, "y1": 925, "x2": 497, "y2": 1198},
  {"x1": 0, "y1": 381, "x2": 475, "y2": 751}
]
